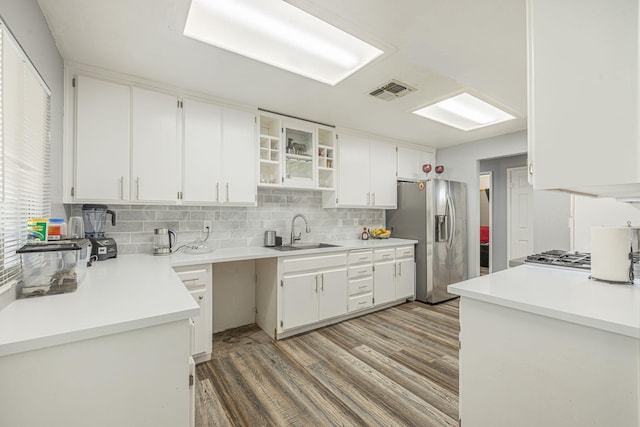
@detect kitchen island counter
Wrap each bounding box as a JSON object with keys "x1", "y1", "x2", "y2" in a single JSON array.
[
  {"x1": 448, "y1": 264, "x2": 640, "y2": 427},
  {"x1": 448, "y1": 264, "x2": 640, "y2": 338}
]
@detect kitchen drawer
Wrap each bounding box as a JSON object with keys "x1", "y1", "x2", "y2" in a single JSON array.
[
  {"x1": 174, "y1": 264, "x2": 211, "y2": 290},
  {"x1": 348, "y1": 277, "x2": 373, "y2": 296},
  {"x1": 395, "y1": 246, "x2": 414, "y2": 260},
  {"x1": 282, "y1": 252, "x2": 347, "y2": 274},
  {"x1": 348, "y1": 264, "x2": 373, "y2": 280},
  {"x1": 348, "y1": 250, "x2": 373, "y2": 265},
  {"x1": 374, "y1": 248, "x2": 395, "y2": 262},
  {"x1": 348, "y1": 293, "x2": 373, "y2": 312}
]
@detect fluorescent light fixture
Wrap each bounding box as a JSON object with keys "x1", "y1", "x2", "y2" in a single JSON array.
[
  {"x1": 412, "y1": 92, "x2": 516, "y2": 131},
  {"x1": 184, "y1": 0, "x2": 383, "y2": 85}
]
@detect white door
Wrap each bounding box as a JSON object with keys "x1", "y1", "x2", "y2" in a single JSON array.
[
  {"x1": 281, "y1": 272, "x2": 318, "y2": 330},
  {"x1": 189, "y1": 287, "x2": 207, "y2": 356},
  {"x1": 373, "y1": 261, "x2": 396, "y2": 305},
  {"x1": 75, "y1": 76, "x2": 131, "y2": 201},
  {"x1": 508, "y1": 167, "x2": 534, "y2": 260},
  {"x1": 221, "y1": 107, "x2": 256, "y2": 204},
  {"x1": 337, "y1": 133, "x2": 370, "y2": 206},
  {"x1": 183, "y1": 99, "x2": 222, "y2": 203},
  {"x1": 369, "y1": 139, "x2": 397, "y2": 208},
  {"x1": 395, "y1": 259, "x2": 415, "y2": 299},
  {"x1": 318, "y1": 268, "x2": 348, "y2": 321},
  {"x1": 131, "y1": 87, "x2": 180, "y2": 203}
]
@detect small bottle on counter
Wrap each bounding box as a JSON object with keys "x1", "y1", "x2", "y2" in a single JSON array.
[{"x1": 361, "y1": 227, "x2": 369, "y2": 240}]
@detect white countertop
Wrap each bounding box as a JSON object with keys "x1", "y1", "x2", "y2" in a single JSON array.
[
  {"x1": 169, "y1": 238, "x2": 417, "y2": 266},
  {"x1": 448, "y1": 265, "x2": 640, "y2": 338},
  {"x1": 0, "y1": 238, "x2": 417, "y2": 356}
]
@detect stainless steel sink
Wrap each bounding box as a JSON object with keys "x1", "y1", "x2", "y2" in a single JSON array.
[{"x1": 268, "y1": 243, "x2": 340, "y2": 251}]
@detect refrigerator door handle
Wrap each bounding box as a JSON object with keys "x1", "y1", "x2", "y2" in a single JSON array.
[{"x1": 446, "y1": 193, "x2": 456, "y2": 251}]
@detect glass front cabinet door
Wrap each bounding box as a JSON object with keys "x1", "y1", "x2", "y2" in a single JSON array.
[{"x1": 283, "y1": 123, "x2": 315, "y2": 188}]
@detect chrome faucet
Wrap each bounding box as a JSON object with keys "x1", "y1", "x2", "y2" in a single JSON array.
[{"x1": 290, "y1": 213, "x2": 311, "y2": 244}]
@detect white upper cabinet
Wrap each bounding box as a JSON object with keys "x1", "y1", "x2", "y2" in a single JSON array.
[
  {"x1": 69, "y1": 70, "x2": 256, "y2": 205},
  {"x1": 326, "y1": 131, "x2": 397, "y2": 208},
  {"x1": 527, "y1": 0, "x2": 640, "y2": 198},
  {"x1": 182, "y1": 99, "x2": 222, "y2": 203},
  {"x1": 336, "y1": 133, "x2": 370, "y2": 206},
  {"x1": 369, "y1": 139, "x2": 397, "y2": 207},
  {"x1": 74, "y1": 76, "x2": 131, "y2": 202},
  {"x1": 397, "y1": 146, "x2": 435, "y2": 182},
  {"x1": 258, "y1": 113, "x2": 335, "y2": 190},
  {"x1": 131, "y1": 88, "x2": 180, "y2": 203},
  {"x1": 221, "y1": 107, "x2": 257, "y2": 204},
  {"x1": 183, "y1": 100, "x2": 256, "y2": 205}
]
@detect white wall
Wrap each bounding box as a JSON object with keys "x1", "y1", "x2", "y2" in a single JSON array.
[
  {"x1": 572, "y1": 196, "x2": 640, "y2": 252},
  {"x1": 0, "y1": 0, "x2": 64, "y2": 217},
  {"x1": 437, "y1": 130, "x2": 571, "y2": 277}
]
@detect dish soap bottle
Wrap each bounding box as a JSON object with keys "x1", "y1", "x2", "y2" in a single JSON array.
[{"x1": 361, "y1": 227, "x2": 369, "y2": 240}]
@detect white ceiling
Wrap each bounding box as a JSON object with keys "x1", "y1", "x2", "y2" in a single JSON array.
[{"x1": 37, "y1": 0, "x2": 527, "y2": 149}]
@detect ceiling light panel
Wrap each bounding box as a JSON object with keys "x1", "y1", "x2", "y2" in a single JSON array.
[
  {"x1": 412, "y1": 93, "x2": 515, "y2": 131},
  {"x1": 184, "y1": 0, "x2": 384, "y2": 85}
]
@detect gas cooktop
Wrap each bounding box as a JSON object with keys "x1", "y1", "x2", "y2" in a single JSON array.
[{"x1": 524, "y1": 250, "x2": 591, "y2": 270}]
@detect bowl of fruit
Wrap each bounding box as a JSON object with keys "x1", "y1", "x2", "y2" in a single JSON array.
[{"x1": 368, "y1": 228, "x2": 391, "y2": 239}]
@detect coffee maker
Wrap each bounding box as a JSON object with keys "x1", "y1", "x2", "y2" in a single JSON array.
[{"x1": 82, "y1": 204, "x2": 118, "y2": 261}]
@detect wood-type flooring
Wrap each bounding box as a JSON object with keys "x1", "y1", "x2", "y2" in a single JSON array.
[{"x1": 195, "y1": 299, "x2": 460, "y2": 427}]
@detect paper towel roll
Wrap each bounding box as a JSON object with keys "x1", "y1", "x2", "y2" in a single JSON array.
[{"x1": 591, "y1": 227, "x2": 631, "y2": 283}]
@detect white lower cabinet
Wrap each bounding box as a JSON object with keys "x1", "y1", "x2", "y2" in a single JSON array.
[
  {"x1": 374, "y1": 246, "x2": 415, "y2": 306},
  {"x1": 255, "y1": 244, "x2": 415, "y2": 340},
  {"x1": 395, "y1": 246, "x2": 415, "y2": 299},
  {"x1": 0, "y1": 320, "x2": 192, "y2": 427},
  {"x1": 173, "y1": 264, "x2": 213, "y2": 363},
  {"x1": 347, "y1": 250, "x2": 374, "y2": 312},
  {"x1": 280, "y1": 253, "x2": 348, "y2": 331}
]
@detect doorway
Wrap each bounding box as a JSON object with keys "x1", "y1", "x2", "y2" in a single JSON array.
[
  {"x1": 507, "y1": 166, "x2": 534, "y2": 260},
  {"x1": 479, "y1": 173, "x2": 491, "y2": 275}
]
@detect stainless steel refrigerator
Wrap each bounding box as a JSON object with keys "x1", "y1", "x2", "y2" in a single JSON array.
[{"x1": 386, "y1": 180, "x2": 467, "y2": 303}]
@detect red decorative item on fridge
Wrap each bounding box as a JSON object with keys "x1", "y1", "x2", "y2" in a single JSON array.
[
  {"x1": 422, "y1": 164, "x2": 432, "y2": 173},
  {"x1": 435, "y1": 165, "x2": 444, "y2": 174}
]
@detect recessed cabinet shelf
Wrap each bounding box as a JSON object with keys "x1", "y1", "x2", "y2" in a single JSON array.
[
  {"x1": 258, "y1": 112, "x2": 336, "y2": 190},
  {"x1": 259, "y1": 115, "x2": 281, "y2": 185}
]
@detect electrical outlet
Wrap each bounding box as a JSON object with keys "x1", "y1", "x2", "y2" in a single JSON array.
[
  {"x1": 353, "y1": 219, "x2": 358, "y2": 227},
  {"x1": 203, "y1": 220, "x2": 212, "y2": 232}
]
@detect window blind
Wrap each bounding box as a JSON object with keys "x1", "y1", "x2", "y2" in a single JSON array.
[{"x1": 0, "y1": 22, "x2": 52, "y2": 291}]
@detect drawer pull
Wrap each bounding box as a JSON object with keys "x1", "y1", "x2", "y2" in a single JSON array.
[
  {"x1": 198, "y1": 296, "x2": 203, "y2": 300},
  {"x1": 357, "y1": 285, "x2": 368, "y2": 290},
  {"x1": 358, "y1": 270, "x2": 368, "y2": 274},
  {"x1": 359, "y1": 256, "x2": 368, "y2": 260},
  {"x1": 382, "y1": 254, "x2": 392, "y2": 258},
  {"x1": 358, "y1": 301, "x2": 368, "y2": 305}
]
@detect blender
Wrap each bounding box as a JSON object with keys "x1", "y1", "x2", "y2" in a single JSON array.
[{"x1": 82, "y1": 204, "x2": 118, "y2": 261}]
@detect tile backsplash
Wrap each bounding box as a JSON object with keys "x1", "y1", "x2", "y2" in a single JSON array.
[{"x1": 69, "y1": 188, "x2": 385, "y2": 255}]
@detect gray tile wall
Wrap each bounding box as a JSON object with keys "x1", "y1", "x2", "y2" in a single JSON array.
[{"x1": 69, "y1": 188, "x2": 385, "y2": 255}]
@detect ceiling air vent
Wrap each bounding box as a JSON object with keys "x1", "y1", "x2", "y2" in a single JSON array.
[{"x1": 369, "y1": 79, "x2": 417, "y2": 101}]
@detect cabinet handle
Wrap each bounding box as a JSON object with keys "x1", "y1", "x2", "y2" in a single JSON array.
[
  {"x1": 198, "y1": 295, "x2": 203, "y2": 300},
  {"x1": 382, "y1": 254, "x2": 392, "y2": 258},
  {"x1": 397, "y1": 262, "x2": 402, "y2": 277},
  {"x1": 358, "y1": 301, "x2": 368, "y2": 306},
  {"x1": 320, "y1": 272, "x2": 324, "y2": 291},
  {"x1": 315, "y1": 274, "x2": 318, "y2": 293},
  {"x1": 216, "y1": 182, "x2": 220, "y2": 202},
  {"x1": 358, "y1": 270, "x2": 368, "y2": 274},
  {"x1": 226, "y1": 182, "x2": 230, "y2": 202},
  {"x1": 120, "y1": 176, "x2": 124, "y2": 200},
  {"x1": 357, "y1": 285, "x2": 368, "y2": 290},
  {"x1": 393, "y1": 263, "x2": 397, "y2": 277},
  {"x1": 358, "y1": 256, "x2": 368, "y2": 260},
  {"x1": 366, "y1": 192, "x2": 371, "y2": 205},
  {"x1": 372, "y1": 192, "x2": 376, "y2": 206},
  {"x1": 136, "y1": 177, "x2": 140, "y2": 200}
]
